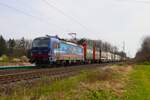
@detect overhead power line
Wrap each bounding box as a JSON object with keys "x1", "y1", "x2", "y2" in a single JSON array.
[
  {"x1": 42, "y1": 0, "x2": 93, "y2": 33},
  {"x1": 0, "y1": 2, "x2": 68, "y2": 31},
  {"x1": 13, "y1": 0, "x2": 55, "y2": 21},
  {"x1": 0, "y1": 2, "x2": 44, "y2": 22}
]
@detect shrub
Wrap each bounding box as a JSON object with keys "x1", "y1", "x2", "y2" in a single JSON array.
[
  {"x1": 136, "y1": 61, "x2": 150, "y2": 65},
  {"x1": 0, "y1": 55, "x2": 9, "y2": 62},
  {"x1": 0, "y1": 57, "x2": 2, "y2": 62},
  {"x1": 12, "y1": 58, "x2": 21, "y2": 63},
  {"x1": 141, "y1": 61, "x2": 150, "y2": 65},
  {"x1": 20, "y1": 56, "x2": 29, "y2": 62}
]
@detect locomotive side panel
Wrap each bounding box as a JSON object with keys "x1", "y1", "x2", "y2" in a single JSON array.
[{"x1": 54, "y1": 41, "x2": 84, "y2": 61}]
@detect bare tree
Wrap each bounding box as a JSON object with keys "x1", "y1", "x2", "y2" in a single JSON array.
[{"x1": 135, "y1": 36, "x2": 150, "y2": 62}]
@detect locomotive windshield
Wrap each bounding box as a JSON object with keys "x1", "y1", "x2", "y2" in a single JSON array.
[{"x1": 32, "y1": 38, "x2": 49, "y2": 48}]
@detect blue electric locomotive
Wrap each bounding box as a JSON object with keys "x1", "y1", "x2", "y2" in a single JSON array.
[{"x1": 30, "y1": 36, "x2": 84, "y2": 65}]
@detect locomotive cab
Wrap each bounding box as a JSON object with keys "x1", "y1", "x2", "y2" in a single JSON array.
[{"x1": 30, "y1": 36, "x2": 59, "y2": 65}]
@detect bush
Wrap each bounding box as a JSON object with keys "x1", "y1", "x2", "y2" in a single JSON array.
[
  {"x1": 0, "y1": 55, "x2": 9, "y2": 62},
  {"x1": 20, "y1": 56, "x2": 29, "y2": 62},
  {"x1": 12, "y1": 58, "x2": 21, "y2": 63},
  {"x1": 139, "y1": 61, "x2": 150, "y2": 65}
]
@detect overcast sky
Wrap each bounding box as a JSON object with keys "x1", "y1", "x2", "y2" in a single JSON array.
[{"x1": 0, "y1": 0, "x2": 150, "y2": 57}]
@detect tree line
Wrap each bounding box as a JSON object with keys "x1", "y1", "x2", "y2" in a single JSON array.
[{"x1": 0, "y1": 35, "x2": 32, "y2": 57}]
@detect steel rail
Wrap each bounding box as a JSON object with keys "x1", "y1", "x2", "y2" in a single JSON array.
[
  {"x1": 0, "y1": 63, "x2": 119, "y2": 85},
  {"x1": 0, "y1": 64, "x2": 100, "y2": 85}
]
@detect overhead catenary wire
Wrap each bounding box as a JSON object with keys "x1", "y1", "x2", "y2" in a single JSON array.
[
  {"x1": 0, "y1": 1, "x2": 68, "y2": 32},
  {"x1": 0, "y1": 2, "x2": 43, "y2": 22},
  {"x1": 42, "y1": 0, "x2": 94, "y2": 33},
  {"x1": 13, "y1": 0, "x2": 58, "y2": 22},
  {"x1": 14, "y1": 0, "x2": 50, "y2": 18}
]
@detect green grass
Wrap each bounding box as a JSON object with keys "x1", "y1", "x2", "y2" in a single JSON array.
[
  {"x1": 122, "y1": 64, "x2": 150, "y2": 100},
  {"x1": 85, "y1": 89, "x2": 117, "y2": 100}
]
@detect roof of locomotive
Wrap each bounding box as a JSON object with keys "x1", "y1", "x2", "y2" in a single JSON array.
[
  {"x1": 35, "y1": 35, "x2": 83, "y2": 48},
  {"x1": 33, "y1": 37, "x2": 49, "y2": 40}
]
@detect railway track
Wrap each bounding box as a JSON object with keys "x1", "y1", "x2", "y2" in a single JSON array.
[
  {"x1": 0, "y1": 69, "x2": 77, "y2": 85},
  {"x1": 0, "y1": 62, "x2": 122, "y2": 86},
  {"x1": 0, "y1": 69, "x2": 35, "y2": 75},
  {"x1": 0, "y1": 64, "x2": 107, "y2": 85}
]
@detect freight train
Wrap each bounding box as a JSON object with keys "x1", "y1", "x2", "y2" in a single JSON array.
[{"x1": 30, "y1": 35, "x2": 121, "y2": 66}]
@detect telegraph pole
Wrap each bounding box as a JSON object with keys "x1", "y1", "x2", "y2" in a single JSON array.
[
  {"x1": 122, "y1": 41, "x2": 125, "y2": 61},
  {"x1": 123, "y1": 41, "x2": 125, "y2": 53}
]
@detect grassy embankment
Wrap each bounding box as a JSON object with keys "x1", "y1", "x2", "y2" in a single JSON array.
[{"x1": 1, "y1": 63, "x2": 150, "y2": 100}]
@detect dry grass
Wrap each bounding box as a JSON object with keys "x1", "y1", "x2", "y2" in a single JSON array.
[{"x1": 79, "y1": 65, "x2": 133, "y2": 99}]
